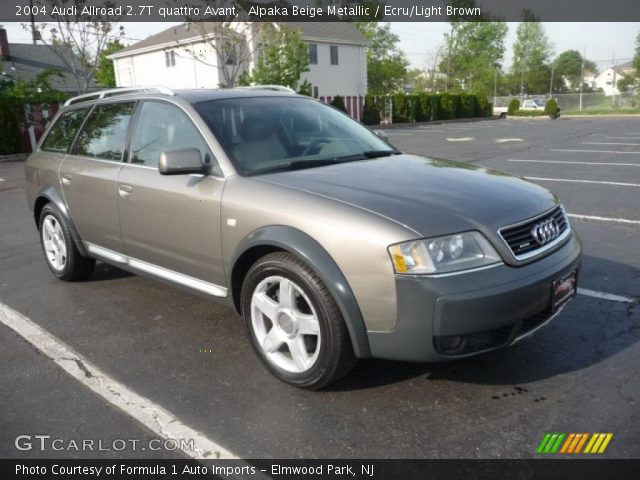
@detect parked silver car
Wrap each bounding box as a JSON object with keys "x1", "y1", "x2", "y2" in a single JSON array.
[{"x1": 25, "y1": 87, "x2": 581, "y2": 388}]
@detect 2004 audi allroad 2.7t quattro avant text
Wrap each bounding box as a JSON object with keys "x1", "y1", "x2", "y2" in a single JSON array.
[{"x1": 25, "y1": 86, "x2": 581, "y2": 389}]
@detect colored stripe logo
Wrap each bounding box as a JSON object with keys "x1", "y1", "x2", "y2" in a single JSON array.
[{"x1": 537, "y1": 433, "x2": 613, "y2": 454}]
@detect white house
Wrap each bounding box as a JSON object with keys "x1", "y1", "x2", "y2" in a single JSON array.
[
  {"x1": 109, "y1": 22, "x2": 367, "y2": 97},
  {"x1": 589, "y1": 61, "x2": 635, "y2": 96}
]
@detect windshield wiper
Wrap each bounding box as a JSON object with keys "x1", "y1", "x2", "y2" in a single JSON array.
[{"x1": 248, "y1": 150, "x2": 402, "y2": 176}]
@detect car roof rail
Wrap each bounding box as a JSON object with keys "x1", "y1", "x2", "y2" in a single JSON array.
[
  {"x1": 235, "y1": 85, "x2": 296, "y2": 93},
  {"x1": 64, "y1": 86, "x2": 175, "y2": 106}
]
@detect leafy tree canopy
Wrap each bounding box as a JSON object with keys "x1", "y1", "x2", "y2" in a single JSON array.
[
  {"x1": 356, "y1": 22, "x2": 408, "y2": 94},
  {"x1": 95, "y1": 39, "x2": 125, "y2": 88}
]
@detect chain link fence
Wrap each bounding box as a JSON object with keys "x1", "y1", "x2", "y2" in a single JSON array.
[{"x1": 494, "y1": 92, "x2": 640, "y2": 113}]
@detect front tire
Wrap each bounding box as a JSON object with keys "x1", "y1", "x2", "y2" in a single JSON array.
[
  {"x1": 241, "y1": 252, "x2": 357, "y2": 389},
  {"x1": 39, "y1": 204, "x2": 95, "y2": 281}
]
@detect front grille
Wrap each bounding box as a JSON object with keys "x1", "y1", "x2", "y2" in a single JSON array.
[{"x1": 499, "y1": 206, "x2": 569, "y2": 260}]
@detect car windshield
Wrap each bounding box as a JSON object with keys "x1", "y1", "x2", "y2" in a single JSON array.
[
  {"x1": 194, "y1": 96, "x2": 398, "y2": 176},
  {"x1": 534, "y1": 99, "x2": 545, "y2": 107}
]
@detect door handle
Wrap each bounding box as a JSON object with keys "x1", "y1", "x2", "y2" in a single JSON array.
[
  {"x1": 118, "y1": 184, "x2": 133, "y2": 198},
  {"x1": 60, "y1": 174, "x2": 72, "y2": 185}
]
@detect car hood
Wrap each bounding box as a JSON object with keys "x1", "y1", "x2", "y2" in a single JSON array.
[{"x1": 257, "y1": 154, "x2": 558, "y2": 239}]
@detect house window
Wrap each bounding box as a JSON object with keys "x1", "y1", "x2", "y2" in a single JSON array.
[
  {"x1": 165, "y1": 50, "x2": 176, "y2": 68},
  {"x1": 308, "y1": 44, "x2": 318, "y2": 65},
  {"x1": 330, "y1": 45, "x2": 339, "y2": 65}
]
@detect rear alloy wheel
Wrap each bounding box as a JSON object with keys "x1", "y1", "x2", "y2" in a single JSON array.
[
  {"x1": 241, "y1": 252, "x2": 357, "y2": 389},
  {"x1": 39, "y1": 204, "x2": 95, "y2": 281}
]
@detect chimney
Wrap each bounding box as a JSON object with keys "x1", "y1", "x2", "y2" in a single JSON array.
[{"x1": 0, "y1": 27, "x2": 9, "y2": 61}]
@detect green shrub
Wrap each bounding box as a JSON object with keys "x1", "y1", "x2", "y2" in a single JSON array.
[
  {"x1": 362, "y1": 95, "x2": 381, "y2": 125},
  {"x1": 0, "y1": 98, "x2": 23, "y2": 155},
  {"x1": 439, "y1": 93, "x2": 457, "y2": 119},
  {"x1": 511, "y1": 110, "x2": 547, "y2": 117},
  {"x1": 330, "y1": 95, "x2": 347, "y2": 113},
  {"x1": 392, "y1": 94, "x2": 415, "y2": 123},
  {"x1": 507, "y1": 98, "x2": 520, "y2": 115},
  {"x1": 459, "y1": 93, "x2": 476, "y2": 118},
  {"x1": 297, "y1": 80, "x2": 312, "y2": 97},
  {"x1": 544, "y1": 98, "x2": 560, "y2": 119}
]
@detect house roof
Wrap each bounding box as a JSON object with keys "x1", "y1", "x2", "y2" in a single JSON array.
[
  {"x1": 2, "y1": 43, "x2": 95, "y2": 93},
  {"x1": 288, "y1": 22, "x2": 367, "y2": 45},
  {"x1": 111, "y1": 23, "x2": 223, "y2": 58},
  {"x1": 110, "y1": 21, "x2": 367, "y2": 59}
]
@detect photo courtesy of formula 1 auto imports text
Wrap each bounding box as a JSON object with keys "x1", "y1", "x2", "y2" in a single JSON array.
[{"x1": 0, "y1": 0, "x2": 639, "y2": 479}]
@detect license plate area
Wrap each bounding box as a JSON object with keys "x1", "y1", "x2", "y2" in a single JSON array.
[{"x1": 552, "y1": 270, "x2": 577, "y2": 312}]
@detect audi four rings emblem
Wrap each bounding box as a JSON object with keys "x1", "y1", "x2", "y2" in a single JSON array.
[{"x1": 531, "y1": 219, "x2": 560, "y2": 245}]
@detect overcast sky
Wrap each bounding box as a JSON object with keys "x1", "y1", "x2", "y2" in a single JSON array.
[{"x1": 2, "y1": 21, "x2": 638, "y2": 71}]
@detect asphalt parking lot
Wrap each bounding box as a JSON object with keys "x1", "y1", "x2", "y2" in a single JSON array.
[{"x1": 1, "y1": 117, "x2": 639, "y2": 460}]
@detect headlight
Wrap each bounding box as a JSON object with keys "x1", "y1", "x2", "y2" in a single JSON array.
[{"x1": 388, "y1": 231, "x2": 501, "y2": 275}]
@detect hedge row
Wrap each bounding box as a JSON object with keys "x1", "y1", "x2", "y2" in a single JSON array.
[
  {"x1": 362, "y1": 93, "x2": 492, "y2": 125},
  {"x1": 0, "y1": 98, "x2": 23, "y2": 155}
]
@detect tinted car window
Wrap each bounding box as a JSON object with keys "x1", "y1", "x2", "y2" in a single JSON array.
[
  {"x1": 75, "y1": 102, "x2": 135, "y2": 161},
  {"x1": 40, "y1": 107, "x2": 90, "y2": 153},
  {"x1": 194, "y1": 97, "x2": 394, "y2": 176},
  {"x1": 131, "y1": 101, "x2": 210, "y2": 168}
]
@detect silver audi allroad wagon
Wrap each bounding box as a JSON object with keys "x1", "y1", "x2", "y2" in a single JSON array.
[{"x1": 25, "y1": 86, "x2": 581, "y2": 388}]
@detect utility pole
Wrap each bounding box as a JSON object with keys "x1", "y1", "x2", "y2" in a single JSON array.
[
  {"x1": 579, "y1": 46, "x2": 585, "y2": 111},
  {"x1": 549, "y1": 64, "x2": 554, "y2": 98},
  {"x1": 611, "y1": 54, "x2": 617, "y2": 107},
  {"x1": 29, "y1": 0, "x2": 37, "y2": 44},
  {"x1": 520, "y1": 65, "x2": 525, "y2": 104},
  {"x1": 493, "y1": 68, "x2": 498, "y2": 107}
]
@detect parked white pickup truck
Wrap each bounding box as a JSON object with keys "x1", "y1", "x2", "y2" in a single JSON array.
[{"x1": 494, "y1": 99, "x2": 546, "y2": 118}]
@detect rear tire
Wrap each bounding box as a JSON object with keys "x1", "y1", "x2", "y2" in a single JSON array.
[
  {"x1": 241, "y1": 252, "x2": 357, "y2": 389},
  {"x1": 39, "y1": 204, "x2": 95, "y2": 281}
]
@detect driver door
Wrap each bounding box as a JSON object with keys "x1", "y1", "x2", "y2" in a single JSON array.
[{"x1": 116, "y1": 100, "x2": 226, "y2": 293}]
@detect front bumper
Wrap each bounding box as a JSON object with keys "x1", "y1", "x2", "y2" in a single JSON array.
[{"x1": 367, "y1": 233, "x2": 581, "y2": 362}]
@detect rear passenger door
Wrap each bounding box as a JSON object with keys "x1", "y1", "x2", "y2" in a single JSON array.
[
  {"x1": 116, "y1": 100, "x2": 226, "y2": 292},
  {"x1": 60, "y1": 101, "x2": 136, "y2": 252}
]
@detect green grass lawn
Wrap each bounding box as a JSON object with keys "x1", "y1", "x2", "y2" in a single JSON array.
[{"x1": 562, "y1": 108, "x2": 640, "y2": 115}]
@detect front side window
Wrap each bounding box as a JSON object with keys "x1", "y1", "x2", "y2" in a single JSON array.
[
  {"x1": 308, "y1": 44, "x2": 318, "y2": 65},
  {"x1": 40, "y1": 107, "x2": 90, "y2": 153},
  {"x1": 74, "y1": 102, "x2": 135, "y2": 161},
  {"x1": 194, "y1": 97, "x2": 396, "y2": 176},
  {"x1": 330, "y1": 45, "x2": 339, "y2": 65},
  {"x1": 130, "y1": 101, "x2": 211, "y2": 168}
]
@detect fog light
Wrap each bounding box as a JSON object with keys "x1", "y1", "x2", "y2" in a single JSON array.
[{"x1": 435, "y1": 335, "x2": 465, "y2": 354}]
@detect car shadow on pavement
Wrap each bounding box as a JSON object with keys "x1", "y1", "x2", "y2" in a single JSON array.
[
  {"x1": 328, "y1": 255, "x2": 639, "y2": 391},
  {"x1": 83, "y1": 262, "x2": 134, "y2": 282}
]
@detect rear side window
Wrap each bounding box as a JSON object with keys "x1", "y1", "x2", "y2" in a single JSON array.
[
  {"x1": 74, "y1": 102, "x2": 136, "y2": 161},
  {"x1": 40, "y1": 108, "x2": 90, "y2": 153}
]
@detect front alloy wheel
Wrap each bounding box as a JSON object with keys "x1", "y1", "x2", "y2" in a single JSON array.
[
  {"x1": 241, "y1": 252, "x2": 357, "y2": 389},
  {"x1": 251, "y1": 275, "x2": 322, "y2": 373}
]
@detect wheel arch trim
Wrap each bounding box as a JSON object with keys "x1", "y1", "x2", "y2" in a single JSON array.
[
  {"x1": 229, "y1": 226, "x2": 371, "y2": 358},
  {"x1": 33, "y1": 186, "x2": 89, "y2": 257}
]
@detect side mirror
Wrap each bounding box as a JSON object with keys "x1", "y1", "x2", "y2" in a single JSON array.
[
  {"x1": 158, "y1": 148, "x2": 204, "y2": 175},
  {"x1": 373, "y1": 129, "x2": 389, "y2": 142}
]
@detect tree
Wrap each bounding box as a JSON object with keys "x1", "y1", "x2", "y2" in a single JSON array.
[
  {"x1": 356, "y1": 22, "x2": 408, "y2": 94},
  {"x1": 185, "y1": 20, "x2": 263, "y2": 88},
  {"x1": 439, "y1": 21, "x2": 508, "y2": 97},
  {"x1": 95, "y1": 40, "x2": 125, "y2": 88},
  {"x1": 635, "y1": 32, "x2": 640, "y2": 78},
  {"x1": 31, "y1": 0, "x2": 124, "y2": 93},
  {"x1": 553, "y1": 50, "x2": 598, "y2": 92},
  {"x1": 617, "y1": 73, "x2": 636, "y2": 93},
  {"x1": 511, "y1": 15, "x2": 554, "y2": 95},
  {"x1": 243, "y1": 25, "x2": 309, "y2": 90}
]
